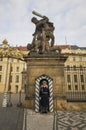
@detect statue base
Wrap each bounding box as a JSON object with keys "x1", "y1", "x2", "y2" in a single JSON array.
[{"x1": 23, "y1": 52, "x2": 67, "y2": 112}]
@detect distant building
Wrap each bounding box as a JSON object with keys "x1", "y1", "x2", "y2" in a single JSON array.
[
  {"x1": 0, "y1": 57, "x2": 26, "y2": 93},
  {"x1": 0, "y1": 40, "x2": 27, "y2": 93},
  {"x1": 62, "y1": 45, "x2": 86, "y2": 101},
  {"x1": 0, "y1": 40, "x2": 86, "y2": 98}
]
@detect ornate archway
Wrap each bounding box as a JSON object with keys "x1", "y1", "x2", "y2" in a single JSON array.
[{"x1": 35, "y1": 74, "x2": 53, "y2": 112}]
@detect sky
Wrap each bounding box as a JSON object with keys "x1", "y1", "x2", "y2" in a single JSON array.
[{"x1": 0, "y1": 0, "x2": 86, "y2": 47}]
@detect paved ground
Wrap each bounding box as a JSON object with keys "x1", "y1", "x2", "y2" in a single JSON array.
[
  {"x1": 57, "y1": 111, "x2": 86, "y2": 130},
  {"x1": 23, "y1": 109, "x2": 86, "y2": 130},
  {"x1": 0, "y1": 93, "x2": 25, "y2": 130},
  {"x1": 23, "y1": 109, "x2": 54, "y2": 130},
  {"x1": 0, "y1": 93, "x2": 3, "y2": 107},
  {"x1": 0, "y1": 93, "x2": 86, "y2": 130},
  {"x1": 0, "y1": 107, "x2": 24, "y2": 130}
]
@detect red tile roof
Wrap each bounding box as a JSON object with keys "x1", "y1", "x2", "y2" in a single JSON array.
[
  {"x1": 56, "y1": 45, "x2": 70, "y2": 49},
  {"x1": 18, "y1": 46, "x2": 28, "y2": 51},
  {"x1": 17, "y1": 45, "x2": 70, "y2": 51}
]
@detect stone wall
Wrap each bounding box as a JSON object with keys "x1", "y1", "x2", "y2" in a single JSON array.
[{"x1": 24, "y1": 54, "x2": 67, "y2": 109}]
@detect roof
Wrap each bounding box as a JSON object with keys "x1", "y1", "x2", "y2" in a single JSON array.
[
  {"x1": 56, "y1": 45, "x2": 70, "y2": 49},
  {"x1": 17, "y1": 45, "x2": 70, "y2": 51},
  {"x1": 0, "y1": 43, "x2": 85, "y2": 52},
  {"x1": 18, "y1": 46, "x2": 28, "y2": 51},
  {"x1": 70, "y1": 45, "x2": 86, "y2": 50}
]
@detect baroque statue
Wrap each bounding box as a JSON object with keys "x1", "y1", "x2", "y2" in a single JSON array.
[{"x1": 27, "y1": 11, "x2": 55, "y2": 54}]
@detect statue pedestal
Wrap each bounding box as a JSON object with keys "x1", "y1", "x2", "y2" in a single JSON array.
[{"x1": 23, "y1": 53, "x2": 67, "y2": 111}]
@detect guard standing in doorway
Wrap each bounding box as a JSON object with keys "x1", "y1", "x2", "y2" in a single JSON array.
[{"x1": 39, "y1": 80, "x2": 50, "y2": 113}]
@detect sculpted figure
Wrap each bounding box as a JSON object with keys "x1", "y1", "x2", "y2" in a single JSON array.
[{"x1": 27, "y1": 11, "x2": 55, "y2": 54}]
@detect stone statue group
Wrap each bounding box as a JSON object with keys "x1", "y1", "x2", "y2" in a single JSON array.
[{"x1": 27, "y1": 11, "x2": 55, "y2": 54}]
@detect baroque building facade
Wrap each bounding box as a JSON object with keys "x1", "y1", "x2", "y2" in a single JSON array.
[
  {"x1": 0, "y1": 57, "x2": 26, "y2": 93},
  {"x1": 0, "y1": 39, "x2": 27, "y2": 93},
  {"x1": 62, "y1": 46, "x2": 86, "y2": 101}
]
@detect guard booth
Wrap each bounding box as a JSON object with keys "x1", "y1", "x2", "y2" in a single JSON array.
[
  {"x1": 24, "y1": 54, "x2": 67, "y2": 112},
  {"x1": 35, "y1": 74, "x2": 53, "y2": 112}
]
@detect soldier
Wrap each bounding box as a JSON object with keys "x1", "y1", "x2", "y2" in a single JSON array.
[{"x1": 39, "y1": 80, "x2": 50, "y2": 113}]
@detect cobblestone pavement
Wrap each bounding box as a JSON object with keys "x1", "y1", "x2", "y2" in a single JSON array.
[
  {"x1": 23, "y1": 110, "x2": 86, "y2": 130},
  {"x1": 57, "y1": 111, "x2": 86, "y2": 130}
]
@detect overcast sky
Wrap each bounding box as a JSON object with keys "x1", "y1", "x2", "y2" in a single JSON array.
[{"x1": 0, "y1": 0, "x2": 86, "y2": 47}]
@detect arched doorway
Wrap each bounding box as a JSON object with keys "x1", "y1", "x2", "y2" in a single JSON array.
[{"x1": 35, "y1": 74, "x2": 53, "y2": 112}]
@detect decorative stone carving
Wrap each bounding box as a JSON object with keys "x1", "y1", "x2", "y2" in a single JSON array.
[{"x1": 27, "y1": 11, "x2": 56, "y2": 54}]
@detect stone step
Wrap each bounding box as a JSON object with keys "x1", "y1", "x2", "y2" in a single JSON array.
[{"x1": 24, "y1": 109, "x2": 53, "y2": 130}]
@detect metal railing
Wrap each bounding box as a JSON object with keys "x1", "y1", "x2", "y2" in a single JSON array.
[{"x1": 66, "y1": 92, "x2": 86, "y2": 101}]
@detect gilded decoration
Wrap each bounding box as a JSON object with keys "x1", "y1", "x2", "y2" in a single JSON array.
[{"x1": 0, "y1": 39, "x2": 24, "y2": 60}]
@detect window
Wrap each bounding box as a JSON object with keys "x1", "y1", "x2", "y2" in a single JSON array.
[
  {"x1": 67, "y1": 65, "x2": 70, "y2": 71},
  {"x1": 0, "y1": 75, "x2": 2, "y2": 82},
  {"x1": 73, "y1": 65, "x2": 76, "y2": 71},
  {"x1": 74, "y1": 75, "x2": 77, "y2": 82},
  {"x1": 0, "y1": 66, "x2": 2, "y2": 71},
  {"x1": 67, "y1": 75, "x2": 71, "y2": 82},
  {"x1": 82, "y1": 85, "x2": 85, "y2": 90},
  {"x1": 16, "y1": 67, "x2": 19, "y2": 72},
  {"x1": 80, "y1": 75, "x2": 84, "y2": 82},
  {"x1": 68, "y1": 85, "x2": 71, "y2": 90},
  {"x1": 75, "y1": 85, "x2": 78, "y2": 90},
  {"x1": 16, "y1": 75, "x2": 19, "y2": 83},
  {"x1": 80, "y1": 65, "x2": 83, "y2": 71}
]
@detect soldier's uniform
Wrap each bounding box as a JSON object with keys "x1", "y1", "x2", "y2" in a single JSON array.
[{"x1": 39, "y1": 84, "x2": 50, "y2": 113}]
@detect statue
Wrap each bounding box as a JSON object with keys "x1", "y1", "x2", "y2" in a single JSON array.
[{"x1": 27, "y1": 11, "x2": 55, "y2": 54}]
